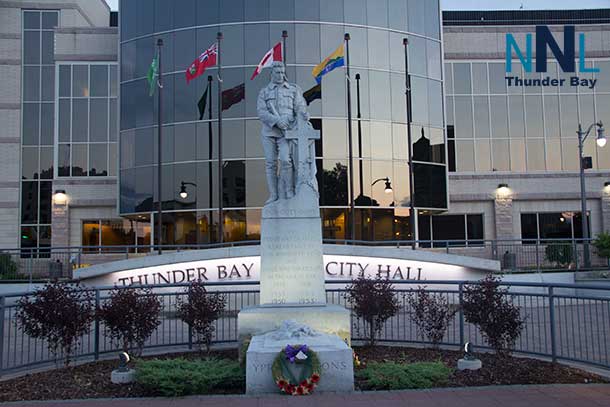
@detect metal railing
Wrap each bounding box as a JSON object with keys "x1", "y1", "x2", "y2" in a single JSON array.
[
  {"x1": 0, "y1": 238, "x2": 607, "y2": 281},
  {"x1": 0, "y1": 280, "x2": 608, "y2": 377}
]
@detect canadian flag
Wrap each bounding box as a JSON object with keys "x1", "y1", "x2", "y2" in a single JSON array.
[{"x1": 250, "y1": 42, "x2": 283, "y2": 80}]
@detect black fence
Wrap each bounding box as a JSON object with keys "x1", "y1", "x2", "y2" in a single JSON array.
[{"x1": 1, "y1": 280, "x2": 609, "y2": 377}]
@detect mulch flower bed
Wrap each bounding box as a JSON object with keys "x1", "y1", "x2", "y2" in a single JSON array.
[{"x1": 0, "y1": 346, "x2": 606, "y2": 402}]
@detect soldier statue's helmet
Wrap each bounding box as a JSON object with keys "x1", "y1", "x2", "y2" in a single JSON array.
[{"x1": 271, "y1": 61, "x2": 285, "y2": 70}]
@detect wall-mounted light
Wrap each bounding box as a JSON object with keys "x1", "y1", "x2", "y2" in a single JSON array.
[
  {"x1": 53, "y1": 189, "x2": 68, "y2": 205},
  {"x1": 496, "y1": 183, "x2": 511, "y2": 198},
  {"x1": 604, "y1": 182, "x2": 610, "y2": 188}
]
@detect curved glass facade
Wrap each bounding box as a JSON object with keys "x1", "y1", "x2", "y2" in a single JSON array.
[{"x1": 119, "y1": 0, "x2": 446, "y2": 245}]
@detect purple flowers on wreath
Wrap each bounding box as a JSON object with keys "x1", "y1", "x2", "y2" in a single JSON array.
[{"x1": 285, "y1": 344, "x2": 308, "y2": 363}]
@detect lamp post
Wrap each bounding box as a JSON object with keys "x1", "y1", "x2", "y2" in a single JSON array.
[
  {"x1": 403, "y1": 38, "x2": 416, "y2": 250},
  {"x1": 577, "y1": 121, "x2": 605, "y2": 269},
  {"x1": 179, "y1": 181, "x2": 197, "y2": 199},
  {"x1": 372, "y1": 177, "x2": 393, "y2": 195}
]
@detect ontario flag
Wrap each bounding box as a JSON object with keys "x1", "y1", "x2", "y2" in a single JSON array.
[
  {"x1": 186, "y1": 42, "x2": 217, "y2": 84},
  {"x1": 250, "y1": 42, "x2": 282, "y2": 80}
]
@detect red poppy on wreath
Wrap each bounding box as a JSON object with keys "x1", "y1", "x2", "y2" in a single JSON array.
[
  {"x1": 296, "y1": 386, "x2": 304, "y2": 395},
  {"x1": 271, "y1": 344, "x2": 321, "y2": 396},
  {"x1": 311, "y1": 373, "x2": 320, "y2": 383}
]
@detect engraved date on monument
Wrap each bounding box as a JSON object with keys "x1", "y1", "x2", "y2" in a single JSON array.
[{"x1": 299, "y1": 298, "x2": 317, "y2": 304}]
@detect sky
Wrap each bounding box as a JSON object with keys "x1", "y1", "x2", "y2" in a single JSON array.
[{"x1": 104, "y1": 0, "x2": 610, "y2": 12}]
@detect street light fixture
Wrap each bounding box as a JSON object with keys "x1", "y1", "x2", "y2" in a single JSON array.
[
  {"x1": 372, "y1": 177, "x2": 393, "y2": 194},
  {"x1": 179, "y1": 181, "x2": 197, "y2": 199},
  {"x1": 577, "y1": 120, "x2": 605, "y2": 269},
  {"x1": 53, "y1": 189, "x2": 68, "y2": 205}
]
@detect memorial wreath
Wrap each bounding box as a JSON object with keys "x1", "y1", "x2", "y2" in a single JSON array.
[{"x1": 271, "y1": 344, "x2": 321, "y2": 395}]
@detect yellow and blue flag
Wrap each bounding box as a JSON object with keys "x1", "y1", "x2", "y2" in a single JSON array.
[{"x1": 312, "y1": 44, "x2": 345, "y2": 84}]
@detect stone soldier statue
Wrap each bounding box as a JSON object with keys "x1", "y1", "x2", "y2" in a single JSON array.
[{"x1": 257, "y1": 61, "x2": 309, "y2": 204}]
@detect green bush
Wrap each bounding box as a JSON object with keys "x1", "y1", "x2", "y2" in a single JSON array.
[
  {"x1": 356, "y1": 361, "x2": 451, "y2": 390},
  {"x1": 593, "y1": 232, "x2": 610, "y2": 260},
  {"x1": 545, "y1": 243, "x2": 574, "y2": 267},
  {"x1": 136, "y1": 358, "x2": 244, "y2": 396},
  {"x1": 0, "y1": 253, "x2": 18, "y2": 279}
]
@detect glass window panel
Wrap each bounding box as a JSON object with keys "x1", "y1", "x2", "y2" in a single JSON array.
[
  {"x1": 413, "y1": 163, "x2": 447, "y2": 209},
  {"x1": 41, "y1": 12, "x2": 58, "y2": 29},
  {"x1": 454, "y1": 96, "x2": 473, "y2": 138},
  {"x1": 72, "y1": 65, "x2": 89, "y2": 97},
  {"x1": 109, "y1": 99, "x2": 118, "y2": 141},
  {"x1": 82, "y1": 221, "x2": 100, "y2": 247},
  {"x1": 319, "y1": 160, "x2": 348, "y2": 206},
  {"x1": 445, "y1": 96, "x2": 454, "y2": 125},
  {"x1": 580, "y1": 94, "x2": 595, "y2": 129},
  {"x1": 153, "y1": 125, "x2": 174, "y2": 164},
  {"x1": 509, "y1": 95, "x2": 525, "y2": 138},
  {"x1": 544, "y1": 95, "x2": 560, "y2": 138},
  {"x1": 388, "y1": 0, "x2": 408, "y2": 30},
  {"x1": 546, "y1": 139, "x2": 562, "y2": 171},
  {"x1": 444, "y1": 63, "x2": 453, "y2": 95},
  {"x1": 425, "y1": 0, "x2": 441, "y2": 39},
  {"x1": 560, "y1": 95, "x2": 578, "y2": 139},
  {"x1": 584, "y1": 138, "x2": 598, "y2": 170},
  {"x1": 390, "y1": 73, "x2": 406, "y2": 122},
  {"x1": 428, "y1": 80, "x2": 443, "y2": 127},
  {"x1": 245, "y1": 0, "x2": 269, "y2": 20},
  {"x1": 101, "y1": 219, "x2": 135, "y2": 247},
  {"x1": 408, "y1": 36, "x2": 426, "y2": 77},
  {"x1": 90, "y1": 65, "x2": 108, "y2": 97},
  {"x1": 295, "y1": 24, "x2": 321, "y2": 64},
  {"x1": 455, "y1": 140, "x2": 474, "y2": 171},
  {"x1": 411, "y1": 76, "x2": 429, "y2": 125},
  {"x1": 371, "y1": 209, "x2": 395, "y2": 241},
  {"x1": 407, "y1": 0, "x2": 425, "y2": 35},
  {"x1": 153, "y1": 0, "x2": 173, "y2": 32},
  {"x1": 22, "y1": 103, "x2": 39, "y2": 145},
  {"x1": 370, "y1": 122, "x2": 392, "y2": 160},
  {"x1": 41, "y1": 66, "x2": 54, "y2": 101},
  {"x1": 23, "y1": 66, "x2": 40, "y2": 101},
  {"x1": 246, "y1": 209, "x2": 262, "y2": 240},
  {"x1": 135, "y1": 128, "x2": 153, "y2": 166},
  {"x1": 245, "y1": 24, "x2": 271, "y2": 68},
  {"x1": 492, "y1": 139, "x2": 510, "y2": 171},
  {"x1": 174, "y1": 123, "x2": 197, "y2": 162},
  {"x1": 473, "y1": 96, "x2": 490, "y2": 138},
  {"x1": 196, "y1": 0, "x2": 219, "y2": 25},
  {"x1": 523, "y1": 70, "x2": 542, "y2": 94},
  {"x1": 392, "y1": 161, "x2": 410, "y2": 207},
  {"x1": 224, "y1": 210, "x2": 247, "y2": 243},
  {"x1": 220, "y1": 0, "x2": 244, "y2": 22},
  {"x1": 41, "y1": 31, "x2": 53, "y2": 64},
  {"x1": 174, "y1": 163, "x2": 196, "y2": 209},
  {"x1": 109, "y1": 143, "x2": 117, "y2": 176},
  {"x1": 543, "y1": 62, "x2": 559, "y2": 94},
  {"x1": 320, "y1": 0, "x2": 344, "y2": 23},
  {"x1": 453, "y1": 63, "x2": 472, "y2": 94},
  {"x1": 21, "y1": 181, "x2": 38, "y2": 223},
  {"x1": 120, "y1": 82, "x2": 135, "y2": 131},
  {"x1": 475, "y1": 139, "x2": 491, "y2": 171},
  {"x1": 22, "y1": 147, "x2": 39, "y2": 180},
  {"x1": 223, "y1": 161, "x2": 246, "y2": 208},
  {"x1": 527, "y1": 139, "x2": 545, "y2": 171},
  {"x1": 72, "y1": 99, "x2": 88, "y2": 142},
  {"x1": 59, "y1": 99, "x2": 71, "y2": 142},
  {"x1": 40, "y1": 103, "x2": 54, "y2": 146},
  {"x1": 489, "y1": 63, "x2": 507, "y2": 94},
  {"x1": 521, "y1": 213, "x2": 538, "y2": 240},
  {"x1": 432, "y1": 215, "x2": 465, "y2": 244},
  {"x1": 24, "y1": 11, "x2": 40, "y2": 29},
  {"x1": 58, "y1": 144, "x2": 70, "y2": 176},
  {"x1": 392, "y1": 123, "x2": 408, "y2": 160},
  {"x1": 120, "y1": 169, "x2": 135, "y2": 213},
  {"x1": 490, "y1": 96, "x2": 509, "y2": 138},
  {"x1": 322, "y1": 119, "x2": 347, "y2": 158},
  {"x1": 174, "y1": 0, "x2": 196, "y2": 28},
  {"x1": 89, "y1": 144, "x2": 108, "y2": 176},
  {"x1": 89, "y1": 99, "x2": 108, "y2": 143},
  {"x1": 246, "y1": 160, "x2": 267, "y2": 207},
  {"x1": 510, "y1": 139, "x2": 526, "y2": 171},
  {"x1": 561, "y1": 139, "x2": 578, "y2": 170},
  {"x1": 539, "y1": 213, "x2": 573, "y2": 240},
  {"x1": 23, "y1": 31, "x2": 40, "y2": 64},
  {"x1": 59, "y1": 65, "x2": 71, "y2": 97},
  {"x1": 39, "y1": 146, "x2": 53, "y2": 178},
  {"x1": 72, "y1": 144, "x2": 87, "y2": 176},
  {"x1": 367, "y1": 29, "x2": 389, "y2": 70},
  {"x1": 472, "y1": 63, "x2": 488, "y2": 94},
  {"x1": 427, "y1": 41, "x2": 442, "y2": 81},
  {"x1": 354, "y1": 159, "x2": 372, "y2": 205},
  {"x1": 196, "y1": 161, "x2": 218, "y2": 209},
  {"x1": 367, "y1": 0, "x2": 388, "y2": 26},
  {"x1": 270, "y1": 0, "x2": 294, "y2": 20},
  {"x1": 223, "y1": 120, "x2": 245, "y2": 159},
  {"x1": 525, "y1": 95, "x2": 543, "y2": 138},
  {"x1": 508, "y1": 64, "x2": 523, "y2": 95},
  {"x1": 39, "y1": 181, "x2": 52, "y2": 224},
  {"x1": 21, "y1": 226, "x2": 38, "y2": 251},
  {"x1": 109, "y1": 65, "x2": 118, "y2": 97}
]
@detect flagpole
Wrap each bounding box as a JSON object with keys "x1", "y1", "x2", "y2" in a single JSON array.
[
  {"x1": 156, "y1": 38, "x2": 163, "y2": 255},
  {"x1": 207, "y1": 75, "x2": 213, "y2": 223},
  {"x1": 403, "y1": 38, "x2": 416, "y2": 250},
  {"x1": 356, "y1": 72, "x2": 364, "y2": 240},
  {"x1": 282, "y1": 30, "x2": 288, "y2": 66},
  {"x1": 345, "y1": 33, "x2": 355, "y2": 243},
  {"x1": 217, "y1": 32, "x2": 224, "y2": 244}
]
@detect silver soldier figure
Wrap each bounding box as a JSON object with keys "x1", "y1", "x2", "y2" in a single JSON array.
[{"x1": 257, "y1": 61, "x2": 309, "y2": 203}]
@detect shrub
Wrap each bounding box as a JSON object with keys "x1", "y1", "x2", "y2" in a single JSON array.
[
  {"x1": 15, "y1": 282, "x2": 95, "y2": 366},
  {"x1": 407, "y1": 287, "x2": 457, "y2": 348},
  {"x1": 345, "y1": 277, "x2": 400, "y2": 346},
  {"x1": 136, "y1": 358, "x2": 244, "y2": 396},
  {"x1": 593, "y1": 232, "x2": 610, "y2": 260},
  {"x1": 462, "y1": 275, "x2": 524, "y2": 356},
  {"x1": 176, "y1": 282, "x2": 226, "y2": 352},
  {"x1": 545, "y1": 243, "x2": 574, "y2": 267},
  {"x1": 97, "y1": 287, "x2": 162, "y2": 355},
  {"x1": 356, "y1": 361, "x2": 451, "y2": 390}
]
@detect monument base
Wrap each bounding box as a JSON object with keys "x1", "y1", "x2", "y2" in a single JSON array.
[
  {"x1": 238, "y1": 304, "x2": 351, "y2": 345},
  {"x1": 457, "y1": 358, "x2": 482, "y2": 371},
  {"x1": 111, "y1": 369, "x2": 136, "y2": 384},
  {"x1": 245, "y1": 321, "x2": 354, "y2": 394}
]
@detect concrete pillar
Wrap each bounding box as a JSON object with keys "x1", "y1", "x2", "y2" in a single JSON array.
[
  {"x1": 601, "y1": 188, "x2": 610, "y2": 233},
  {"x1": 51, "y1": 197, "x2": 70, "y2": 248},
  {"x1": 494, "y1": 189, "x2": 514, "y2": 240}
]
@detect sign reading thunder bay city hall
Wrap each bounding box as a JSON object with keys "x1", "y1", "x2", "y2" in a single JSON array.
[{"x1": 505, "y1": 26, "x2": 600, "y2": 89}]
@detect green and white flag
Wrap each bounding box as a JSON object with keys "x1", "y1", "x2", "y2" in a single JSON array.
[{"x1": 147, "y1": 53, "x2": 158, "y2": 96}]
